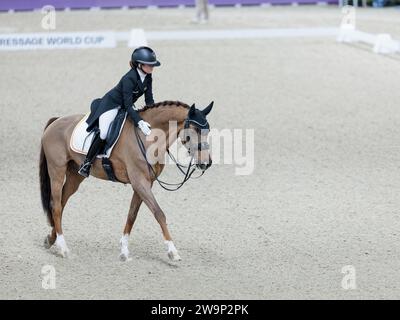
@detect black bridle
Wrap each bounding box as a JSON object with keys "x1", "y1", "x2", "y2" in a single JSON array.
[
  {"x1": 134, "y1": 117, "x2": 209, "y2": 191},
  {"x1": 181, "y1": 117, "x2": 210, "y2": 151}
]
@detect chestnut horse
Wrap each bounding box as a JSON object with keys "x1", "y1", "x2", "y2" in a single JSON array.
[{"x1": 39, "y1": 100, "x2": 213, "y2": 260}]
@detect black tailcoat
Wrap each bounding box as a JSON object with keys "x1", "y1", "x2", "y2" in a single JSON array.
[{"x1": 86, "y1": 68, "x2": 154, "y2": 132}]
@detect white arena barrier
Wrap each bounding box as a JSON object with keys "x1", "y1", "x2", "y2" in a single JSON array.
[{"x1": 337, "y1": 24, "x2": 400, "y2": 55}]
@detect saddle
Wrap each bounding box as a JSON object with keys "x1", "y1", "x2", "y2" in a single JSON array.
[{"x1": 70, "y1": 108, "x2": 127, "y2": 182}]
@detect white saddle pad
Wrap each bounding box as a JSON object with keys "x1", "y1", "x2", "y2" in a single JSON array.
[{"x1": 70, "y1": 112, "x2": 127, "y2": 158}]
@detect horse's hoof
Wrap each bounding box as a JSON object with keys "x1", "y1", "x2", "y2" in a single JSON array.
[
  {"x1": 60, "y1": 249, "x2": 70, "y2": 258},
  {"x1": 119, "y1": 244, "x2": 131, "y2": 262},
  {"x1": 119, "y1": 253, "x2": 131, "y2": 262},
  {"x1": 57, "y1": 246, "x2": 70, "y2": 258},
  {"x1": 168, "y1": 250, "x2": 182, "y2": 261},
  {"x1": 55, "y1": 235, "x2": 70, "y2": 258},
  {"x1": 44, "y1": 235, "x2": 53, "y2": 249}
]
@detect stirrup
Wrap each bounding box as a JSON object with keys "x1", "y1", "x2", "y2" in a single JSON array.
[{"x1": 78, "y1": 162, "x2": 91, "y2": 178}]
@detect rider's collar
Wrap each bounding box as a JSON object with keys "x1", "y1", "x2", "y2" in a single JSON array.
[{"x1": 136, "y1": 67, "x2": 147, "y2": 82}]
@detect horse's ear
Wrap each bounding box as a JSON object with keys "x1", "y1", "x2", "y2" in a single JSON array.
[
  {"x1": 189, "y1": 104, "x2": 196, "y2": 116},
  {"x1": 202, "y1": 101, "x2": 214, "y2": 116}
]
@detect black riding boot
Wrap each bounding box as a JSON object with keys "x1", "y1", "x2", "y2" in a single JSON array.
[{"x1": 78, "y1": 133, "x2": 106, "y2": 178}]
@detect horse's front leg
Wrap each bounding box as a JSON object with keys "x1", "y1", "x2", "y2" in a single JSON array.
[
  {"x1": 129, "y1": 175, "x2": 181, "y2": 261},
  {"x1": 119, "y1": 191, "x2": 142, "y2": 261}
]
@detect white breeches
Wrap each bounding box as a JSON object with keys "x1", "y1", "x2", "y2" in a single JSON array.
[{"x1": 99, "y1": 107, "x2": 119, "y2": 140}]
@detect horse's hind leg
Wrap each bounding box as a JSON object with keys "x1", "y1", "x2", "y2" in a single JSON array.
[
  {"x1": 62, "y1": 165, "x2": 85, "y2": 202},
  {"x1": 45, "y1": 164, "x2": 84, "y2": 250},
  {"x1": 46, "y1": 163, "x2": 70, "y2": 257}
]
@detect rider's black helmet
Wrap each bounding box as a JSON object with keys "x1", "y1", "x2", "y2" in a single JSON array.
[{"x1": 131, "y1": 46, "x2": 161, "y2": 67}]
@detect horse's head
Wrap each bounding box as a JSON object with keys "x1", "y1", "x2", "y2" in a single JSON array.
[{"x1": 179, "y1": 101, "x2": 214, "y2": 171}]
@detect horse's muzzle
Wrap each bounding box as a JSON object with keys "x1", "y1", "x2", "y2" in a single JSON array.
[{"x1": 196, "y1": 157, "x2": 212, "y2": 171}]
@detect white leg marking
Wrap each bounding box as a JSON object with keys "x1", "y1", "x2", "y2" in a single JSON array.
[
  {"x1": 119, "y1": 234, "x2": 131, "y2": 261},
  {"x1": 55, "y1": 234, "x2": 70, "y2": 258},
  {"x1": 165, "y1": 240, "x2": 181, "y2": 261}
]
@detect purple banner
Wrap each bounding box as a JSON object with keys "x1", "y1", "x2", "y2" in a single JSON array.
[{"x1": 0, "y1": 0, "x2": 338, "y2": 11}]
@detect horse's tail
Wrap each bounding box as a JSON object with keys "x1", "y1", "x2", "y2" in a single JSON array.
[{"x1": 40, "y1": 117, "x2": 59, "y2": 227}]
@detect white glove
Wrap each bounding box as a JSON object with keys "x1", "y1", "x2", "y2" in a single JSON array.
[{"x1": 138, "y1": 120, "x2": 152, "y2": 136}]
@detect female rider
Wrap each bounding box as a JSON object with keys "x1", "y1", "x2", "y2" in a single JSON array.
[{"x1": 78, "y1": 46, "x2": 161, "y2": 178}]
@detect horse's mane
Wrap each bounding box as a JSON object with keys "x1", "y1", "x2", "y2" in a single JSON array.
[{"x1": 139, "y1": 100, "x2": 190, "y2": 113}]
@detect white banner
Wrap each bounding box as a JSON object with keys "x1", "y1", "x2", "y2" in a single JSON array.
[{"x1": 0, "y1": 31, "x2": 116, "y2": 51}]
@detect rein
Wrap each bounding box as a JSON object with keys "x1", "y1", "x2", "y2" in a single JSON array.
[
  {"x1": 166, "y1": 148, "x2": 205, "y2": 180},
  {"x1": 134, "y1": 124, "x2": 200, "y2": 191}
]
